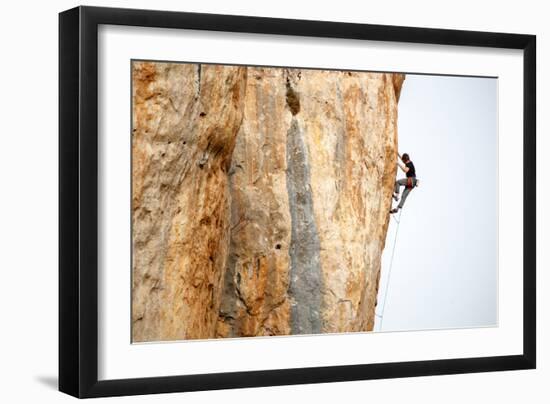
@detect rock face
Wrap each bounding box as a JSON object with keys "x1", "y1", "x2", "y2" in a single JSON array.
[
  {"x1": 132, "y1": 62, "x2": 248, "y2": 341},
  {"x1": 132, "y1": 61, "x2": 404, "y2": 342}
]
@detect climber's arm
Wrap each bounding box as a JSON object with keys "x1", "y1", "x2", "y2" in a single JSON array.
[{"x1": 397, "y1": 159, "x2": 410, "y2": 173}]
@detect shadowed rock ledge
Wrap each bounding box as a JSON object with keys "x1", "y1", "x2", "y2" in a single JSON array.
[{"x1": 132, "y1": 62, "x2": 404, "y2": 342}]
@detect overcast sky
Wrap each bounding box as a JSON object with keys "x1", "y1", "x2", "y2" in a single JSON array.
[{"x1": 374, "y1": 74, "x2": 498, "y2": 332}]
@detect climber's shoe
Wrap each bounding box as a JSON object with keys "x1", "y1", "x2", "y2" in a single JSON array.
[
  {"x1": 390, "y1": 208, "x2": 399, "y2": 214},
  {"x1": 393, "y1": 193, "x2": 399, "y2": 201}
]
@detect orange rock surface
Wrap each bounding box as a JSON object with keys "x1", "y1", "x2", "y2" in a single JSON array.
[{"x1": 131, "y1": 61, "x2": 404, "y2": 342}]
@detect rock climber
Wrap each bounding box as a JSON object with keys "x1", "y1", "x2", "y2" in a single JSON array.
[{"x1": 390, "y1": 152, "x2": 418, "y2": 214}]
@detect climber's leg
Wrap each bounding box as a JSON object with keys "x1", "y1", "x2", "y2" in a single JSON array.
[
  {"x1": 394, "y1": 178, "x2": 407, "y2": 195},
  {"x1": 398, "y1": 179, "x2": 417, "y2": 209},
  {"x1": 398, "y1": 187, "x2": 411, "y2": 209}
]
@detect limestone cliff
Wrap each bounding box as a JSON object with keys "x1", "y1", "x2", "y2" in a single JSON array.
[
  {"x1": 132, "y1": 62, "x2": 247, "y2": 341},
  {"x1": 132, "y1": 61, "x2": 404, "y2": 342}
]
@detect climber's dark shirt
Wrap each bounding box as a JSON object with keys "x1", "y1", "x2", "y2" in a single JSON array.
[{"x1": 405, "y1": 161, "x2": 416, "y2": 178}]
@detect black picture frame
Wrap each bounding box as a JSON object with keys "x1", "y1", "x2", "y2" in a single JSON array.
[{"x1": 59, "y1": 5, "x2": 536, "y2": 398}]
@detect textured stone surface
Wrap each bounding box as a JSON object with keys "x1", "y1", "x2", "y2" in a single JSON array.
[
  {"x1": 291, "y1": 69, "x2": 402, "y2": 333},
  {"x1": 132, "y1": 62, "x2": 247, "y2": 342},
  {"x1": 216, "y1": 68, "x2": 293, "y2": 338},
  {"x1": 132, "y1": 62, "x2": 404, "y2": 342}
]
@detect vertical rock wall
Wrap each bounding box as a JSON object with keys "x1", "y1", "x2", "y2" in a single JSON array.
[
  {"x1": 132, "y1": 61, "x2": 404, "y2": 342},
  {"x1": 216, "y1": 68, "x2": 292, "y2": 338},
  {"x1": 132, "y1": 62, "x2": 247, "y2": 342},
  {"x1": 292, "y1": 70, "x2": 402, "y2": 333}
]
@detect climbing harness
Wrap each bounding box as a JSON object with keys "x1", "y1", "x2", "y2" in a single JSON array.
[
  {"x1": 406, "y1": 177, "x2": 420, "y2": 189},
  {"x1": 375, "y1": 209, "x2": 402, "y2": 331}
]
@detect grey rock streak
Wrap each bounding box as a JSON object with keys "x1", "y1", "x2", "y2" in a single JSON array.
[{"x1": 286, "y1": 117, "x2": 322, "y2": 335}]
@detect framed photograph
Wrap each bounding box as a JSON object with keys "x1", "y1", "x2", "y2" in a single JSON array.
[{"x1": 59, "y1": 6, "x2": 536, "y2": 398}]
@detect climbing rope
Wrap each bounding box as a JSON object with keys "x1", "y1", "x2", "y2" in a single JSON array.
[{"x1": 376, "y1": 209, "x2": 402, "y2": 331}]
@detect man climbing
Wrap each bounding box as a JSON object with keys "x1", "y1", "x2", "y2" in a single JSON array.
[{"x1": 391, "y1": 152, "x2": 417, "y2": 214}]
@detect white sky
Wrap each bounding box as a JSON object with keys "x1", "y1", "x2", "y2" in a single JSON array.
[{"x1": 374, "y1": 74, "x2": 498, "y2": 332}]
